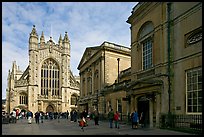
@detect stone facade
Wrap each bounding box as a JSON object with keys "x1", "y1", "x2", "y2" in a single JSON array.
[
  {"x1": 127, "y1": 2, "x2": 202, "y2": 128},
  {"x1": 77, "y1": 41, "x2": 131, "y2": 115},
  {"x1": 6, "y1": 26, "x2": 80, "y2": 114}
]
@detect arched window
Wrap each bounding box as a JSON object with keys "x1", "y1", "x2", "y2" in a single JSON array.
[
  {"x1": 41, "y1": 59, "x2": 60, "y2": 96},
  {"x1": 19, "y1": 92, "x2": 28, "y2": 105},
  {"x1": 138, "y1": 21, "x2": 154, "y2": 70}
]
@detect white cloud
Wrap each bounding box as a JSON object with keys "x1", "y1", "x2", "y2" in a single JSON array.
[{"x1": 2, "y1": 2, "x2": 137, "y2": 99}]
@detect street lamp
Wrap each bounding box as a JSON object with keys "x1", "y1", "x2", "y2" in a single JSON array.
[
  {"x1": 117, "y1": 58, "x2": 120, "y2": 83},
  {"x1": 96, "y1": 90, "x2": 99, "y2": 113}
]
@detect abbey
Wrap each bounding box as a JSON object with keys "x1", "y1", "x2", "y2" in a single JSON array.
[{"x1": 6, "y1": 25, "x2": 80, "y2": 114}]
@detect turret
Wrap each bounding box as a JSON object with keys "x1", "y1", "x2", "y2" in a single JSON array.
[
  {"x1": 29, "y1": 25, "x2": 39, "y2": 50},
  {"x1": 63, "y1": 32, "x2": 70, "y2": 54},
  {"x1": 40, "y1": 31, "x2": 45, "y2": 47},
  {"x1": 58, "y1": 34, "x2": 63, "y2": 47},
  {"x1": 11, "y1": 61, "x2": 17, "y2": 79},
  {"x1": 7, "y1": 69, "x2": 10, "y2": 81}
]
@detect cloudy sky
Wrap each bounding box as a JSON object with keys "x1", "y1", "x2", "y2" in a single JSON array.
[{"x1": 2, "y1": 2, "x2": 137, "y2": 99}]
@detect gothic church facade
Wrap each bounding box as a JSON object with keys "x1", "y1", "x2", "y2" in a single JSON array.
[{"x1": 6, "y1": 25, "x2": 80, "y2": 114}]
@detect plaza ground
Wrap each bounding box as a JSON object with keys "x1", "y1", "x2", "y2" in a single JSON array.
[{"x1": 2, "y1": 118, "x2": 196, "y2": 135}]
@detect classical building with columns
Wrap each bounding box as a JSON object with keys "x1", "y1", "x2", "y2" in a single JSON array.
[
  {"x1": 77, "y1": 41, "x2": 131, "y2": 115},
  {"x1": 6, "y1": 26, "x2": 80, "y2": 114},
  {"x1": 127, "y1": 2, "x2": 202, "y2": 128}
]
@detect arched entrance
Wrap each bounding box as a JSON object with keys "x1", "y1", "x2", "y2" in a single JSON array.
[{"x1": 46, "y1": 105, "x2": 54, "y2": 113}]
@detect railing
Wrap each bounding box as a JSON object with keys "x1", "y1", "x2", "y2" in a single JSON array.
[{"x1": 159, "y1": 113, "x2": 202, "y2": 135}]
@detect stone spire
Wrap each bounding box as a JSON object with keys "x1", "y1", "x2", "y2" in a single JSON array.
[
  {"x1": 29, "y1": 25, "x2": 39, "y2": 50},
  {"x1": 7, "y1": 69, "x2": 10, "y2": 80},
  {"x1": 30, "y1": 25, "x2": 38, "y2": 37},
  {"x1": 11, "y1": 61, "x2": 17, "y2": 79},
  {"x1": 62, "y1": 32, "x2": 70, "y2": 54},
  {"x1": 63, "y1": 32, "x2": 70, "y2": 43},
  {"x1": 40, "y1": 31, "x2": 45, "y2": 45},
  {"x1": 58, "y1": 34, "x2": 63, "y2": 47}
]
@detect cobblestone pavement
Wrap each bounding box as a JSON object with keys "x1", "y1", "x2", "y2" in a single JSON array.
[{"x1": 2, "y1": 118, "x2": 195, "y2": 135}]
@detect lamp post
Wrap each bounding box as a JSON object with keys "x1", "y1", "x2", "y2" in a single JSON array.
[
  {"x1": 96, "y1": 90, "x2": 99, "y2": 113},
  {"x1": 117, "y1": 58, "x2": 120, "y2": 83}
]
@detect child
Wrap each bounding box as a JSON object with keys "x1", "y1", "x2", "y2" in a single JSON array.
[{"x1": 79, "y1": 117, "x2": 86, "y2": 132}]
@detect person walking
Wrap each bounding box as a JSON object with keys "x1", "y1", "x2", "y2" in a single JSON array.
[
  {"x1": 132, "y1": 110, "x2": 139, "y2": 129},
  {"x1": 11, "y1": 109, "x2": 17, "y2": 123},
  {"x1": 79, "y1": 116, "x2": 86, "y2": 132},
  {"x1": 40, "y1": 112, "x2": 44, "y2": 123},
  {"x1": 114, "y1": 111, "x2": 120, "y2": 129},
  {"x1": 66, "y1": 110, "x2": 69, "y2": 120},
  {"x1": 27, "y1": 111, "x2": 33, "y2": 124},
  {"x1": 108, "y1": 108, "x2": 114, "y2": 128},
  {"x1": 34, "y1": 111, "x2": 40, "y2": 124},
  {"x1": 139, "y1": 112, "x2": 144, "y2": 128},
  {"x1": 93, "y1": 109, "x2": 99, "y2": 125}
]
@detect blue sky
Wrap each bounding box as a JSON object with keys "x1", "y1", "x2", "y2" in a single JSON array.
[{"x1": 2, "y1": 2, "x2": 137, "y2": 99}]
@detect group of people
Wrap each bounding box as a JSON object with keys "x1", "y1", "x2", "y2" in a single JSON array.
[
  {"x1": 26, "y1": 111, "x2": 45, "y2": 124},
  {"x1": 107, "y1": 109, "x2": 145, "y2": 129},
  {"x1": 108, "y1": 109, "x2": 120, "y2": 129},
  {"x1": 7, "y1": 108, "x2": 145, "y2": 130}
]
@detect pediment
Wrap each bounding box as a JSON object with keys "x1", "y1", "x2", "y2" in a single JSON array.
[{"x1": 77, "y1": 46, "x2": 100, "y2": 69}]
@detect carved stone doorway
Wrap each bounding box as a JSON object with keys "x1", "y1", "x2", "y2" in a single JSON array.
[{"x1": 46, "y1": 105, "x2": 54, "y2": 113}]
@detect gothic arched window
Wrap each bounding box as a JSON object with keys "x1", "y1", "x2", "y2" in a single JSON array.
[
  {"x1": 19, "y1": 92, "x2": 28, "y2": 105},
  {"x1": 41, "y1": 59, "x2": 60, "y2": 96}
]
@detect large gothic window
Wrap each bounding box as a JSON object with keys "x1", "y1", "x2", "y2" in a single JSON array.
[{"x1": 41, "y1": 59, "x2": 60, "y2": 96}]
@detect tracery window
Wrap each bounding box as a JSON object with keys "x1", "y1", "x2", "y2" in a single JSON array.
[{"x1": 41, "y1": 59, "x2": 60, "y2": 96}]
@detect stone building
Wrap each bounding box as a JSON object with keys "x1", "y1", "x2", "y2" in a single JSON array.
[
  {"x1": 6, "y1": 26, "x2": 80, "y2": 114},
  {"x1": 127, "y1": 2, "x2": 202, "y2": 128},
  {"x1": 101, "y1": 67, "x2": 131, "y2": 120},
  {"x1": 77, "y1": 41, "x2": 131, "y2": 115}
]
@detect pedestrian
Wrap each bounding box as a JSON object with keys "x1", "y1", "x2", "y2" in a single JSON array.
[
  {"x1": 34, "y1": 111, "x2": 40, "y2": 124},
  {"x1": 108, "y1": 108, "x2": 114, "y2": 128},
  {"x1": 11, "y1": 109, "x2": 17, "y2": 123},
  {"x1": 73, "y1": 110, "x2": 78, "y2": 122},
  {"x1": 114, "y1": 111, "x2": 120, "y2": 129},
  {"x1": 93, "y1": 109, "x2": 99, "y2": 125},
  {"x1": 27, "y1": 111, "x2": 33, "y2": 124},
  {"x1": 70, "y1": 110, "x2": 73, "y2": 122},
  {"x1": 40, "y1": 112, "x2": 44, "y2": 123},
  {"x1": 66, "y1": 110, "x2": 69, "y2": 120},
  {"x1": 132, "y1": 110, "x2": 139, "y2": 129},
  {"x1": 139, "y1": 112, "x2": 144, "y2": 128},
  {"x1": 130, "y1": 111, "x2": 134, "y2": 128},
  {"x1": 81, "y1": 109, "x2": 88, "y2": 120},
  {"x1": 78, "y1": 116, "x2": 86, "y2": 132}
]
